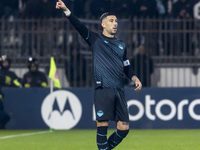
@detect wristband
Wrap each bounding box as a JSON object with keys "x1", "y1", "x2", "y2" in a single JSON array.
[{"x1": 64, "y1": 9, "x2": 71, "y2": 17}]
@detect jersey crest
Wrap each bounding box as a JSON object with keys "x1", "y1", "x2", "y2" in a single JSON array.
[
  {"x1": 118, "y1": 44, "x2": 124, "y2": 50},
  {"x1": 104, "y1": 40, "x2": 109, "y2": 44}
]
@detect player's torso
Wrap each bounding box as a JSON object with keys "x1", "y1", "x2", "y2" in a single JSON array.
[{"x1": 91, "y1": 34, "x2": 126, "y2": 88}]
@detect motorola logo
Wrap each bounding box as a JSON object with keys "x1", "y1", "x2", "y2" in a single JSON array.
[
  {"x1": 127, "y1": 95, "x2": 200, "y2": 121},
  {"x1": 41, "y1": 90, "x2": 82, "y2": 130}
]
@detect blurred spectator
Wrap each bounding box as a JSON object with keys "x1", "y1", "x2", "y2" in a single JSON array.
[
  {"x1": 193, "y1": 0, "x2": 200, "y2": 55},
  {"x1": 65, "y1": 47, "x2": 86, "y2": 87},
  {"x1": 130, "y1": 45, "x2": 154, "y2": 87},
  {"x1": 133, "y1": 0, "x2": 158, "y2": 18},
  {"x1": 0, "y1": 87, "x2": 10, "y2": 129},
  {"x1": 4, "y1": 0, "x2": 19, "y2": 18},
  {"x1": 172, "y1": 0, "x2": 193, "y2": 19},
  {"x1": 19, "y1": 0, "x2": 29, "y2": 11},
  {"x1": 22, "y1": 0, "x2": 57, "y2": 18},
  {"x1": 73, "y1": 0, "x2": 86, "y2": 18},
  {"x1": 21, "y1": 0, "x2": 42, "y2": 18},
  {"x1": 110, "y1": 0, "x2": 131, "y2": 18},
  {"x1": 172, "y1": 0, "x2": 196, "y2": 55},
  {"x1": 0, "y1": 2, "x2": 5, "y2": 18},
  {"x1": 84, "y1": 0, "x2": 93, "y2": 19},
  {"x1": 0, "y1": 55, "x2": 21, "y2": 87},
  {"x1": 41, "y1": 0, "x2": 58, "y2": 18},
  {"x1": 156, "y1": 0, "x2": 168, "y2": 17},
  {"x1": 0, "y1": 0, "x2": 199, "y2": 20},
  {"x1": 90, "y1": 0, "x2": 110, "y2": 18},
  {"x1": 130, "y1": 0, "x2": 159, "y2": 54},
  {"x1": 22, "y1": 57, "x2": 48, "y2": 87}
]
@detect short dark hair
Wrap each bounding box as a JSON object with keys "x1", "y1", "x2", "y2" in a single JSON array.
[{"x1": 100, "y1": 12, "x2": 116, "y2": 23}]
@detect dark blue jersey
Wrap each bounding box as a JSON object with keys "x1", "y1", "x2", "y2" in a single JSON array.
[{"x1": 68, "y1": 14, "x2": 134, "y2": 89}]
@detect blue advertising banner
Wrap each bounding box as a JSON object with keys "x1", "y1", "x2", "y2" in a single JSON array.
[{"x1": 2, "y1": 87, "x2": 200, "y2": 129}]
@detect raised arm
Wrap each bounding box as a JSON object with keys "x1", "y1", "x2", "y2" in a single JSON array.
[{"x1": 56, "y1": 0, "x2": 93, "y2": 45}]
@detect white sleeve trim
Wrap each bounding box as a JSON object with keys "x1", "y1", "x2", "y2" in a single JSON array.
[
  {"x1": 64, "y1": 10, "x2": 71, "y2": 17},
  {"x1": 123, "y1": 60, "x2": 130, "y2": 66}
]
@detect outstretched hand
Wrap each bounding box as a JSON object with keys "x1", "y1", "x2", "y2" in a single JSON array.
[
  {"x1": 132, "y1": 76, "x2": 142, "y2": 92},
  {"x1": 56, "y1": 0, "x2": 68, "y2": 12}
]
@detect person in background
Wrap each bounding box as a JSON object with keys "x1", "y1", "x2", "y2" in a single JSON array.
[
  {"x1": 4, "y1": 0, "x2": 20, "y2": 18},
  {"x1": 0, "y1": 1, "x2": 5, "y2": 18},
  {"x1": 172, "y1": 0, "x2": 195, "y2": 55},
  {"x1": 0, "y1": 55, "x2": 21, "y2": 87},
  {"x1": 133, "y1": 0, "x2": 158, "y2": 18},
  {"x1": 156, "y1": 0, "x2": 168, "y2": 17},
  {"x1": 22, "y1": 57, "x2": 48, "y2": 87},
  {"x1": 21, "y1": 0, "x2": 57, "y2": 18},
  {"x1": 0, "y1": 87, "x2": 10, "y2": 129},
  {"x1": 131, "y1": 45, "x2": 154, "y2": 87},
  {"x1": 172, "y1": 0, "x2": 193, "y2": 19}
]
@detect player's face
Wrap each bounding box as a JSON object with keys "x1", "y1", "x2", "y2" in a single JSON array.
[{"x1": 102, "y1": 15, "x2": 118, "y2": 36}]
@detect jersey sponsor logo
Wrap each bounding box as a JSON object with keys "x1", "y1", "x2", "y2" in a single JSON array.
[
  {"x1": 118, "y1": 44, "x2": 123, "y2": 50},
  {"x1": 123, "y1": 60, "x2": 130, "y2": 66},
  {"x1": 97, "y1": 110, "x2": 104, "y2": 117},
  {"x1": 41, "y1": 90, "x2": 82, "y2": 129},
  {"x1": 104, "y1": 40, "x2": 109, "y2": 44}
]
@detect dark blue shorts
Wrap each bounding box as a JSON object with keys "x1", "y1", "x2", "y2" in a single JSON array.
[{"x1": 94, "y1": 88, "x2": 129, "y2": 122}]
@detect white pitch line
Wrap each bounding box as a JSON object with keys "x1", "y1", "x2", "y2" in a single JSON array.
[{"x1": 0, "y1": 130, "x2": 53, "y2": 140}]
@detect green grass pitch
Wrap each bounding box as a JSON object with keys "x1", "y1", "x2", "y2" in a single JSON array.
[{"x1": 0, "y1": 129, "x2": 200, "y2": 150}]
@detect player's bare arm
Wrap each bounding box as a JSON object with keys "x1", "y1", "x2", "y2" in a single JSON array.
[{"x1": 132, "y1": 75, "x2": 142, "y2": 92}]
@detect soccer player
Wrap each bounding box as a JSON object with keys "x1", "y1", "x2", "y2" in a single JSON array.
[{"x1": 56, "y1": 1, "x2": 142, "y2": 149}]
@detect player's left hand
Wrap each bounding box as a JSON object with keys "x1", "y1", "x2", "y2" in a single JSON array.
[{"x1": 132, "y1": 76, "x2": 142, "y2": 92}]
